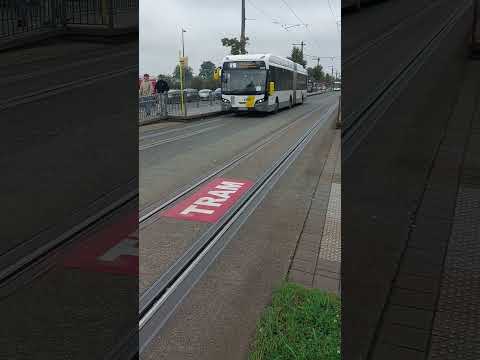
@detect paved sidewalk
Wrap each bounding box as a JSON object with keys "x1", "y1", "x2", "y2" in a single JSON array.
[
  {"x1": 288, "y1": 129, "x2": 341, "y2": 296},
  {"x1": 369, "y1": 61, "x2": 480, "y2": 359}
]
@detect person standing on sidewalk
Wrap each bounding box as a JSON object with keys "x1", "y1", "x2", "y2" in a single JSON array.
[
  {"x1": 139, "y1": 73, "x2": 154, "y2": 116},
  {"x1": 155, "y1": 78, "x2": 170, "y2": 116}
]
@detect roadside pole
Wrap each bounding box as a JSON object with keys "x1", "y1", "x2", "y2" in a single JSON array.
[{"x1": 179, "y1": 53, "x2": 186, "y2": 116}]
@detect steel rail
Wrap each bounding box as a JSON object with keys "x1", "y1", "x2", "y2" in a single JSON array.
[
  {"x1": 342, "y1": 0, "x2": 472, "y2": 160},
  {"x1": 0, "y1": 65, "x2": 136, "y2": 111},
  {"x1": 343, "y1": 0, "x2": 448, "y2": 66},
  {"x1": 138, "y1": 101, "x2": 339, "y2": 353},
  {"x1": 139, "y1": 94, "x2": 336, "y2": 222}
]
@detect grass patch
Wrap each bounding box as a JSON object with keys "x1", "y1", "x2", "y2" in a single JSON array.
[{"x1": 249, "y1": 282, "x2": 341, "y2": 360}]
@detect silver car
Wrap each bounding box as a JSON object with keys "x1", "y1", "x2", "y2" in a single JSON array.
[{"x1": 198, "y1": 89, "x2": 212, "y2": 101}]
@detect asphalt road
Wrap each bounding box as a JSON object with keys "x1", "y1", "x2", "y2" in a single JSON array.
[
  {"x1": 139, "y1": 93, "x2": 339, "y2": 295},
  {"x1": 342, "y1": 0, "x2": 465, "y2": 130},
  {"x1": 1, "y1": 38, "x2": 137, "y2": 280},
  {"x1": 342, "y1": 0, "x2": 474, "y2": 358},
  {"x1": 139, "y1": 93, "x2": 338, "y2": 213},
  {"x1": 141, "y1": 97, "x2": 340, "y2": 360}
]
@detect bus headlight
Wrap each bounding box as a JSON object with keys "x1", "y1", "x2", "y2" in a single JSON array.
[
  {"x1": 222, "y1": 98, "x2": 230, "y2": 103},
  {"x1": 255, "y1": 98, "x2": 265, "y2": 104}
]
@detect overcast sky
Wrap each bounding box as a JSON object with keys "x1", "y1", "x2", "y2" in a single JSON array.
[{"x1": 140, "y1": 0, "x2": 341, "y2": 78}]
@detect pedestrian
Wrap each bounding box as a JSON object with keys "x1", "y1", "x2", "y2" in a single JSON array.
[
  {"x1": 139, "y1": 73, "x2": 154, "y2": 116},
  {"x1": 15, "y1": 0, "x2": 29, "y2": 28},
  {"x1": 155, "y1": 78, "x2": 170, "y2": 94},
  {"x1": 154, "y1": 78, "x2": 170, "y2": 117}
]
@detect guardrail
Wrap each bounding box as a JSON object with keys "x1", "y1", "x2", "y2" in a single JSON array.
[
  {"x1": 138, "y1": 93, "x2": 222, "y2": 123},
  {"x1": 0, "y1": 0, "x2": 137, "y2": 40}
]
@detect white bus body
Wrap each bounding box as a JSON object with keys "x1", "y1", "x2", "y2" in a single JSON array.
[{"x1": 220, "y1": 54, "x2": 308, "y2": 113}]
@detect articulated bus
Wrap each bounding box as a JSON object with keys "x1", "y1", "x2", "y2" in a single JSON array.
[{"x1": 220, "y1": 54, "x2": 308, "y2": 113}]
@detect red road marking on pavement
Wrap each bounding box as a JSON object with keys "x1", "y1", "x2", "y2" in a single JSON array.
[
  {"x1": 161, "y1": 178, "x2": 254, "y2": 223},
  {"x1": 62, "y1": 212, "x2": 138, "y2": 275}
]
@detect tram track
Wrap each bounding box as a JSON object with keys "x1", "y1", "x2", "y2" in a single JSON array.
[
  {"x1": 342, "y1": 0, "x2": 472, "y2": 159},
  {"x1": 138, "y1": 99, "x2": 339, "y2": 354},
  {"x1": 342, "y1": 0, "x2": 448, "y2": 67},
  {"x1": 0, "y1": 65, "x2": 136, "y2": 111},
  {"x1": 139, "y1": 94, "x2": 336, "y2": 218}
]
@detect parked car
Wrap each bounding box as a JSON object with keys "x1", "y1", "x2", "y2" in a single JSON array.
[
  {"x1": 184, "y1": 88, "x2": 199, "y2": 102},
  {"x1": 214, "y1": 88, "x2": 222, "y2": 99},
  {"x1": 199, "y1": 89, "x2": 212, "y2": 101}
]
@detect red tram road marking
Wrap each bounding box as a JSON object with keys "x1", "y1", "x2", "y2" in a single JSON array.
[
  {"x1": 161, "y1": 178, "x2": 254, "y2": 223},
  {"x1": 62, "y1": 213, "x2": 138, "y2": 275}
]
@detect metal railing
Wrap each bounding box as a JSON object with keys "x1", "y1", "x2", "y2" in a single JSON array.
[
  {"x1": 0, "y1": 0, "x2": 137, "y2": 39},
  {"x1": 139, "y1": 93, "x2": 223, "y2": 123},
  {"x1": 1, "y1": 0, "x2": 58, "y2": 38}
]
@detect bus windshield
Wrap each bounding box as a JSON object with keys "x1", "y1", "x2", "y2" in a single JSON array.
[{"x1": 222, "y1": 69, "x2": 267, "y2": 95}]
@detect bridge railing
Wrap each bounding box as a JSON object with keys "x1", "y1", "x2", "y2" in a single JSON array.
[{"x1": 0, "y1": 0, "x2": 137, "y2": 40}]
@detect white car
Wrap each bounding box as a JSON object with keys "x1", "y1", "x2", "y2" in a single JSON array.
[{"x1": 198, "y1": 89, "x2": 212, "y2": 101}]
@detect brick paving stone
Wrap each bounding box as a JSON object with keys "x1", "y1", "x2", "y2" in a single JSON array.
[
  {"x1": 294, "y1": 249, "x2": 318, "y2": 262},
  {"x1": 428, "y1": 335, "x2": 480, "y2": 360},
  {"x1": 316, "y1": 259, "x2": 340, "y2": 274},
  {"x1": 288, "y1": 269, "x2": 313, "y2": 288},
  {"x1": 378, "y1": 323, "x2": 430, "y2": 351},
  {"x1": 383, "y1": 305, "x2": 434, "y2": 329},
  {"x1": 370, "y1": 343, "x2": 425, "y2": 360},
  {"x1": 395, "y1": 272, "x2": 441, "y2": 294},
  {"x1": 390, "y1": 287, "x2": 437, "y2": 311},
  {"x1": 315, "y1": 269, "x2": 340, "y2": 280},
  {"x1": 291, "y1": 258, "x2": 316, "y2": 274},
  {"x1": 312, "y1": 275, "x2": 339, "y2": 294}
]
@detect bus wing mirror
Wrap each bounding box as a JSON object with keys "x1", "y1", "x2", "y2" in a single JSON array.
[{"x1": 269, "y1": 81, "x2": 275, "y2": 95}]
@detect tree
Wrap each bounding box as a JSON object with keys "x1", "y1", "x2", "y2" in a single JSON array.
[
  {"x1": 221, "y1": 37, "x2": 249, "y2": 55},
  {"x1": 306, "y1": 65, "x2": 324, "y2": 82},
  {"x1": 288, "y1": 46, "x2": 307, "y2": 67},
  {"x1": 324, "y1": 73, "x2": 334, "y2": 87},
  {"x1": 173, "y1": 64, "x2": 193, "y2": 88},
  {"x1": 198, "y1": 61, "x2": 216, "y2": 80}
]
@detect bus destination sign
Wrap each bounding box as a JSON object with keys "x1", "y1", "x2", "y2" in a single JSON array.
[{"x1": 224, "y1": 61, "x2": 266, "y2": 69}]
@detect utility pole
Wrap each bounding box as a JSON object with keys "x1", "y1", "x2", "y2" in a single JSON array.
[
  {"x1": 292, "y1": 41, "x2": 306, "y2": 57},
  {"x1": 241, "y1": 0, "x2": 246, "y2": 54}
]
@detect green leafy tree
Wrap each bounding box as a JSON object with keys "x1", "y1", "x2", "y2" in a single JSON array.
[
  {"x1": 191, "y1": 76, "x2": 220, "y2": 90},
  {"x1": 173, "y1": 65, "x2": 193, "y2": 88},
  {"x1": 198, "y1": 61, "x2": 216, "y2": 80},
  {"x1": 221, "y1": 37, "x2": 249, "y2": 55},
  {"x1": 288, "y1": 46, "x2": 307, "y2": 67},
  {"x1": 324, "y1": 73, "x2": 334, "y2": 87},
  {"x1": 306, "y1": 65, "x2": 324, "y2": 82}
]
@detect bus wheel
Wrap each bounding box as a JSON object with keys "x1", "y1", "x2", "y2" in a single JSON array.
[{"x1": 273, "y1": 99, "x2": 279, "y2": 114}]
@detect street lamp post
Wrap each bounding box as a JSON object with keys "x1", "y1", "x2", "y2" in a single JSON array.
[{"x1": 182, "y1": 28, "x2": 186, "y2": 58}]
